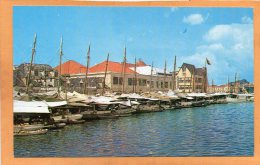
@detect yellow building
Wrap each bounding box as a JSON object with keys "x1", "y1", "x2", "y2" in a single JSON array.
[{"x1": 176, "y1": 63, "x2": 207, "y2": 93}]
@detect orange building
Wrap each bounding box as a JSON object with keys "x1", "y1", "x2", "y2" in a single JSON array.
[{"x1": 55, "y1": 59, "x2": 174, "y2": 94}]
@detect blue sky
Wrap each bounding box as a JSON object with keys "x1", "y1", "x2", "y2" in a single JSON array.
[{"x1": 13, "y1": 7, "x2": 253, "y2": 85}]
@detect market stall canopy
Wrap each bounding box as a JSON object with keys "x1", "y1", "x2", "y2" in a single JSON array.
[
  {"x1": 187, "y1": 93, "x2": 207, "y2": 97},
  {"x1": 45, "y1": 101, "x2": 67, "y2": 107},
  {"x1": 14, "y1": 100, "x2": 50, "y2": 113}
]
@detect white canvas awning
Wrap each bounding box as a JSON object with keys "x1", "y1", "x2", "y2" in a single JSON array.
[
  {"x1": 186, "y1": 97, "x2": 194, "y2": 100},
  {"x1": 187, "y1": 93, "x2": 207, "y2": 97},
  {"x1": 14, "y1": 100, "x2": 50, "y2": 114},
  {"x1": 45, "y1": 101, "x2": 67, "y2": 107}
]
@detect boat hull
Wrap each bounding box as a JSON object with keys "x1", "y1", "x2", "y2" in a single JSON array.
[{"x1": 14, "y1": 129, "x2": 48, "y2": 136}]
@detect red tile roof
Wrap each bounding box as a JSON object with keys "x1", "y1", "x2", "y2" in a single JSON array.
[
  {"x1": 55, "y1": 60, "x2": 148, "y2": 75},
  {"x1": 89, "y1": 61, "x2": 136, "y2": 74},
  {"x1": 54, "y1": 60, "x2": 87, "y2": 75}
]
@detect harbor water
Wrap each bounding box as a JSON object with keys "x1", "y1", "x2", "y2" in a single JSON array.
[{"x1": 14, "y1": 102, "x2": 254, "y2": 157}]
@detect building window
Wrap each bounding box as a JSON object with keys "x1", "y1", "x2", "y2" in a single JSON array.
[
  {"x1": 196, "y1": 78, "x2": 202, "y2": 83},
  {"x1": 138, "y1": 79, "x2": 147, "y2": 86},
  {"x1": 151, "y1": 81, "x2": 154, "y2": 88},
  {"x1": 113, "y1": 77, "x2": 122, "y2": 85},
  {"x1": 139, "y1": 79, "x2": 142, "y2": 86},
  {"x1": 142, "y1": 79, "x2": 147, "y2": 86},
  {"x1": 161, "y1": 82, "x2": 163, "y2": 88},
  {"x1": 156, "y1": 81, "x2": 159, "y2": 88},
  {"x1": 165, "y1": 82, "x2": 168, "y2": 88},
  {"x1": 34, "y1": 70, "x2": 39, "y2": 76},
  {"x1": 128, "y1": 78, "x2": 133, "y2": 86}
]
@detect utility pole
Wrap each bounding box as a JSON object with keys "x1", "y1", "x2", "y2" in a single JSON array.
[
  {"x1": 84, "y1": 43, "x2": 91, "y2": 95},
  {"x1": 102, "y1": 53, "x2": 109, "y2": 95},
  {"x1": 26, "y1": 34, "x2": 37, "y2": 94}
]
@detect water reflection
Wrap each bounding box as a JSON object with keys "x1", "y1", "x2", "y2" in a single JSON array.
[{"x1": 14, "y1": 102, "x2": 254, "y2": 157}]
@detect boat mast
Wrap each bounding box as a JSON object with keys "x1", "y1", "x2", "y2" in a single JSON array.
[
  {"x1": 227, "y1": 76, "x2": 230, "y2": 93},
  {"x1": 26, "y1": 34, "x2": 37, "y2": 94},
  {"x1": 172, "y1": 56, "x2": 176, "y2": 91},
  {"x1": 121, "y1": 46, "x2": 126, "y2": 94},
  {"x1": 134, "y1": 57, "x2": 137, "y2": 93},
  {"x1": 204, "y1": 60, "x2": 207, "y2": 93},
  {"x1": 163, "y1": 60, "x2": 167, "y2": 92},
  {"x1": 237, "y1": 73, "x2": 240, "y2": 93},
  {"x1": 84, "y1": 43, "x2": 91, "y2": 95},
  {"x1": 234, "y1": 72, "x2": 237, "y2": 93},
  {"x1": 102, "y1": 53, "x2": 109, "y2": 95},
  {"x1": 58, "y1": 36, "x2": 63, "y2": 95},
  {"x1": 149, "y1": 62, "x2": 154, "y2": 94},
  {"x1": 212, "y1": 79, "x2": 214, "y2": 93},
  {"x1": 44, "y1": 66, "x2": 47, "y2": 92},
  {"x1": 192, "y1": 67, "x2": 195, "y2": 92}
]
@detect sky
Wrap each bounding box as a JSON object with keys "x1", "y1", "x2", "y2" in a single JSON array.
[{"x1": 13, "y1": 7, "x2": 254, "y2": 85}]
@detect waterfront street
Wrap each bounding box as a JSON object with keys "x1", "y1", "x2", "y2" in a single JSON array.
[{"x1": 14, "y1": 102, "x2": 254, "y2": 157}]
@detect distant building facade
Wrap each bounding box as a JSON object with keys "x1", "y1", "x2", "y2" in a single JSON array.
[
  {"x1": 13, "y1": 63, "x2": 58, "y2": 90},
  {"x1": 14, "y1": 60, "x2": 210, "y2": 94},
  {"x1": 55, "y1": 60, "x2": 176, "y2": 94},
  {"x1": 207, "y1": 84, "x2": 229, "y2": 93},
  {"x1": 176, "y1": 63, "x2": 208, "y2": 93}
]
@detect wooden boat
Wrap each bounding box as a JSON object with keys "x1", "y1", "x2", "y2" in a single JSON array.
[
  {"x1": 14, "y1": 129, "x2": 48, "y2": 136},
  {"x1": 192, "y1": 100, "x2": 208, "y2": 107},
  {"x1": 207, "y1": 93, "x2": 228, "y2": 104},
  {"x1": 227, "y1": 93, "x2": 254, "y2": 103},
  {"x1": 97, "y1": 114, "x2": 119, "y2": 119},
  {"x1": 111, "y1": 108, "x2": 136, "y2": 117},
  {"x1": 52, "y1": 114, "x2": 83, "y2": 123},
  {"x1": 81, "y1": 110, "x2": 111, "y2": 120},
  {"x1": 66, "y1": 119, "x2": 85, "y2": 124},
  {"x1": 134, "y1": 104, "x2": 163, "y2": 113},
  {"x1": 14, "y1": 124, "x2": 45, "y2": 132},
  {"x1": 44, "y1": 123, "x2": 66, "y2": 130}
]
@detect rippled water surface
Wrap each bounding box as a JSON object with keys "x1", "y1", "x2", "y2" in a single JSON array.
[{"x1": 14, "y1": 102, "x2": 254, "y2": 157}]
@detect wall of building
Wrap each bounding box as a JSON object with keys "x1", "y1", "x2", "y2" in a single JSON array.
[
  {"x1": 176, "y1": 67, "x2": 206, "y2": 93},
  {"x1": 177, "y1": 68, "x2": 193, "y2": 93},
  {"x1": 70, "y1": 72, "x2": 175, "y2": 93}
]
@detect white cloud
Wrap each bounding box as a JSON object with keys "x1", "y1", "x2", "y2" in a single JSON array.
[
  {"x1": 197, "y1": 43, "x2": 224, "y2": 52},
  {"x1": 181, "y1": 23, "x2": 253, "y2": 84},
  {"x1": 204, "y1": 25, "x2": 232, "y2": 41},
  {"x1": 241, "y1": 16, "x2": 253, "y2": 24},
  {"x1": 183, "y1": 14, "x2": 204, "y2": 25},
  {"x1": 204, "y1": 24, "x2": 253, "y2": 48}
]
